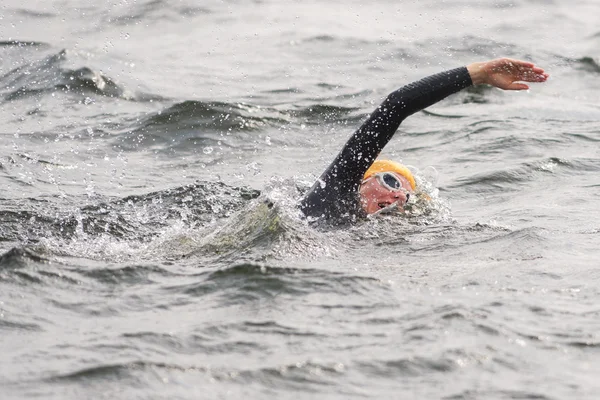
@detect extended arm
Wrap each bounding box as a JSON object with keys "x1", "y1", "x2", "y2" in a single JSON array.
[{"x1": 300, "y1": 58, "x2": 548, "y2": 222}]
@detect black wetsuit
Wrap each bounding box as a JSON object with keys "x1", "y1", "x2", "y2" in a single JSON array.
[{"x1": 299, "y1": 66, "x2": 473, "y2": 223}]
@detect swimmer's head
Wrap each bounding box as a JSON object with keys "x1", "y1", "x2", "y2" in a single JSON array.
[{"x1": 359, "y1": 160, "x2": 415, "y2": 215}]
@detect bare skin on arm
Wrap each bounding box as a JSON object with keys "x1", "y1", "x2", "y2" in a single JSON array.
[{"x1": 467, "y1": 58, "x2": 549, "y2": 90}]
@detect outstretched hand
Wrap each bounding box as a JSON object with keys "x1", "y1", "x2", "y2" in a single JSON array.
[{"x1": 467, "y1": 58, "x2": 548, "y2": 90}]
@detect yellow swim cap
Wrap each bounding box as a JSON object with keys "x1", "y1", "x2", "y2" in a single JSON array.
[{"x1": 363, "y1": 160, "x2": 416, "y2": 191}]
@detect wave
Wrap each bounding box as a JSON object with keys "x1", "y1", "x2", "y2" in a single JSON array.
[
  {"x1": 575, "y1": 56, "x2": 600, "y2": 73},
  {"x1": 165, "y1": 263, "x2": 386, "y2": 302},
  {"x1": 452, "y1": 156, "x2": 599, "y2": 193},
  {"x1": 46, "y1": 362, "x2": 143, "y2": 383},
  {"x1": 0, "y1": 246, "x2": 51, "y2": 267},
  {"x1": 74, "y1": 263, "x2": 173, "y2": 286},
  {"x1": 0, "y1": 247, "x2": 77, "y2": 289},
  {"x1": 451, "y1": 165, "x2": 535, "y2": 191},
  {"x1": 0, "y1": 319, "x2": 42, "y2": 331},
  {"x1": 111, "y1": 100, "x2": 278, "y2": 152},
  {"x1": 301, "y1": 34, "x2": 391, "y2": 47},
  {"x1": 134, "y1": 100, "x2": 285, "y2": 132},
  {"x1": 13, "y1": 8, "x2": 56, "y2": 18},
  {"x1": 0, "y1": 40, "x2": 49, "y2": 48},
  {"x1": 446, "y1": 390, "x2": 553, "y2": 399},
  {"x1": 114, "y1": 99, "x2": 364, "y2": 152},
  {"x1": 102, "y1": 1, "x2": 212, "y2": 27},
  {"x1": 0, "y1": 48, "x2": 156, "y2": 103},
  {"x1": 549, "y1": 54, "x2": 600, "y2": 74},
  {"x1": 287, "y1": 103, "x2": 361, "y2": 125},
  {"x1": 43, "y1": 357, "x2": 344, "y2": 391},
  {"x1": 0, "y1": 181, "x2": 259, "y2": 257}
]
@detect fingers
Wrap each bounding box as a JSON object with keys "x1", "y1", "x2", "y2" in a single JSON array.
[
  {"x1": 518, "y1": 70, "x2": 549, "y2": 82},
  {"x1": 470, "y1": 58, "x2": 549, "y2": 89},
  {"x1": 495, "y1": 58, "x2": 546, "y2": 74},
  {"x1": 495, "y1": 58, "x2": 549, "y2": 87},
  {"x1": 506, "y1": 82, "x2": 530, "y2": 91},
  {"x1": 531, "y1": 66, "x2": 546, "y2": 74},
  {"x1": 510, "y1": 60, "x2": 548, "y2": 82}
]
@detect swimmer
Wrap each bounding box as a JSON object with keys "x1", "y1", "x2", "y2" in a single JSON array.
[{"x1": 300, "y1": 58, "x2": 548, "y2": 223}]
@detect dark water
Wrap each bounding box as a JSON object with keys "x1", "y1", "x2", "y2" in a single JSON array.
[{"x1": 1, "y1": 1, "x2": 600, "y2": 399}]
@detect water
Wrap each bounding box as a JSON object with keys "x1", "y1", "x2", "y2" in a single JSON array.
[{"x1": 1, "y1": 0, "x2": 599, "y2": 399}]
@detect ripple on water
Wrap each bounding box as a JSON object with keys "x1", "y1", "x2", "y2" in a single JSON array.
[
  {"x1": 35, "y1": 358, "x2": 350, "y2": 398},
  {"x1": 162, "y1": 263, "x2": 391, "y2": 304}
]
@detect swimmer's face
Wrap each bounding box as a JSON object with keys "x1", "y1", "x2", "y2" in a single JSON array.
[{"x1": 359, "y1": 172, "x2": 413, "y2": 214}]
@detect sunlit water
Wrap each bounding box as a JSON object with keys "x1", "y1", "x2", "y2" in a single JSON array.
[{"x1": 1, "y1": 1, "x2": 599, "y2": 399}]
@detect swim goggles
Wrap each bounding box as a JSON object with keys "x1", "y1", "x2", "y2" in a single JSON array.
[
  {"x1": 371, "y1": 172, "x2": 410, "y2": 194},
  {"x1": 365, "y1": 172, "x2": 412, "y2": 216}
]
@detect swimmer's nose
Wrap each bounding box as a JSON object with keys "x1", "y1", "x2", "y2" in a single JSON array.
[{"x1": 393, "y1": 192, "x2": 408, "y2": 204}]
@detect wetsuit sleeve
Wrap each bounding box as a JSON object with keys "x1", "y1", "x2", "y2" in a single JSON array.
[{"x1": 300, "y1": 66, "x2": 472, "y2": 222}]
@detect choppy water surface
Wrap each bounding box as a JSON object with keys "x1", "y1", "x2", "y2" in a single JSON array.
[{"x1": 1, "y1": 0, "x2": 599, "y2": 399}]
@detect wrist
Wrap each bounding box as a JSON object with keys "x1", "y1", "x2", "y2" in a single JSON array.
[{"x1": 467, "y1": 62, "x2": 487, "y2": 85}]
